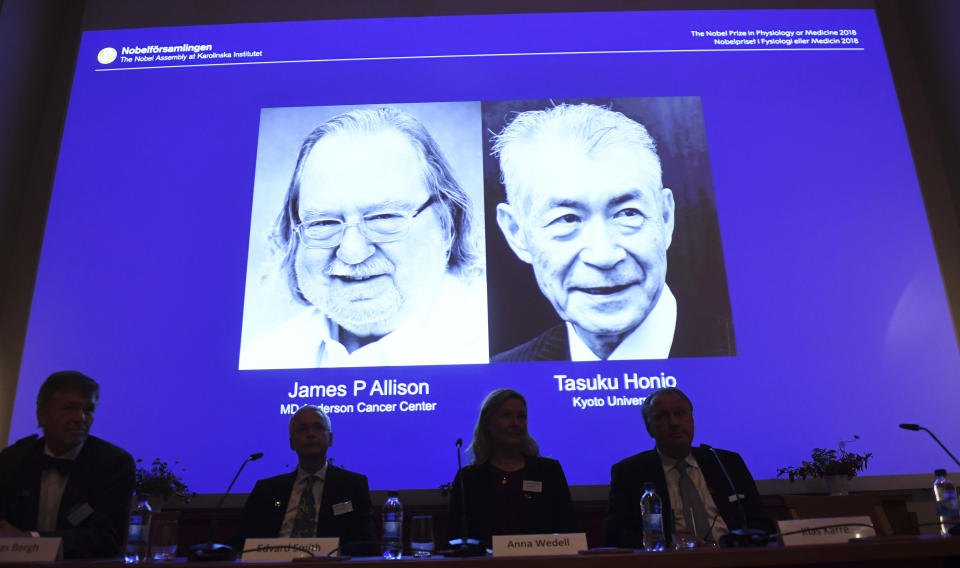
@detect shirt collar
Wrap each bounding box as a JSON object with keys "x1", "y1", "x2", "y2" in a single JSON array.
[
  {"x1": 657, "y1": 447, "x2": 697, "y2": 471},
  {"x1": 567, "y1": 284, "x2": 677, "y2": 361},
  {"x1": 295, "y1": 461, "x2": 328, "y2": 484},
  {"x1": 43, "y1": 439, "x2": 84, "y2": 461}
]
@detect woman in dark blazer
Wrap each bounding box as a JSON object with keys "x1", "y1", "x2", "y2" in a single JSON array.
[{"x1": 447, "y1": 388, "x2": 578, "y2": 550}]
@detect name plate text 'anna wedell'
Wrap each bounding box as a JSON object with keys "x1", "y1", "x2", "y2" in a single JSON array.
[{"x1": 492, "y1": 533, "x2": 588, "y2": 557}]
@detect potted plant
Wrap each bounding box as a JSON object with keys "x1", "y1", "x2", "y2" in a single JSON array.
[
  {"x1": 135, "y1": 458, "x2": 195, "y2": 510},
  {"x1": 777, "y1": 437, "x2": 872, "y2": 495}
]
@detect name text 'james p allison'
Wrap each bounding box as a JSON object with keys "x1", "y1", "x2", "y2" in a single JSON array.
[{"x1": 287, "y1": 379, "x2": 430, "y2": 399}]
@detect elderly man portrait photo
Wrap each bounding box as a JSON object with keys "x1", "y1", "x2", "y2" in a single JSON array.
[
  {"x1": 240, "y1": 102, "x2": 488, "y2": 369},
  {"x1": 484, "y1": 98, "x2": 735, "y2": 362}
]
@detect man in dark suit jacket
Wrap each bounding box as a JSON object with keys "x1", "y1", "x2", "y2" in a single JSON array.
[
  {"x1": 0, "y1": 371, "x2": 135, "y2": 559},
  {"x1": 492, "y1": 302, "x2": 734, "y2": 362},
  {"x1": 235, "y1": 405, "x2": 373, "y2": 555},
  {"x1": 604, "y1": 388, "x2": 772, "y2": 548}
]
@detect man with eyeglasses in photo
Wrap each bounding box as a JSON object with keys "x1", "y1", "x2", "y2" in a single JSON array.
[{"x1": 241, "y1": 106, "x2": 487, "y2": 368}]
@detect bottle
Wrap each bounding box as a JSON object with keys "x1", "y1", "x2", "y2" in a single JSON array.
[
  {"x1": 640, "y1": 482, "x2": 665, "y2": 551},
  {"x1": 124, "y1": 493, "x2": 152, "y2": 563},
  {"x1": 382, "y1": 490, "x2": 403, "y2": 559},
  {"x1": 933, "y1": 469, "x2": 960, "y2": 537}
]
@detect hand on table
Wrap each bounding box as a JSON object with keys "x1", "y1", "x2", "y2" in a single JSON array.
[{"x1": 0, "y1": 520, "x2": 31, "y2": 537}]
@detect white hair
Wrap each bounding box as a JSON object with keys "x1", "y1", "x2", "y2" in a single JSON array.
[
  {"x1": 491, "y1": 103, "x2": 662, "y2": 207},
  {"x1": 288, "y1": 404, "x2": 332, "y2": 434}
]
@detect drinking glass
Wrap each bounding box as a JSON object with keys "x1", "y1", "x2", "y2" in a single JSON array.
[
  {"x1": 409, "y1": 515, "x2": 434, "y2": 558},
  {"x1": 151, "y1": 518, "x2": 179, "y2": 560}
]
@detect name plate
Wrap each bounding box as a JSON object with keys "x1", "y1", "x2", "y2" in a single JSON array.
[
  {"x1": 492, "y1": 533, "x2": 587, "y2": 557},
  {"x1": 778, "y1": 516, "x2": 876, "y2": 546},
  {"x1": 0, "y1": 538, "x2": 61, "y2": 563},
  {"x1": 241, "y1": 537, "x2": 339, "y2": 561}
]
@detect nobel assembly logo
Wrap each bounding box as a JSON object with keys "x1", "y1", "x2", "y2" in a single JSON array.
[
  {"x1": 117, "y1": 43, "x2": 214, "y2": 63},
  {"x1": 121, "y1": 43, "x2": 213, "y2": 55},
  {"x1": 97, "y1": 47, "x2": 117, "y2": 64}
]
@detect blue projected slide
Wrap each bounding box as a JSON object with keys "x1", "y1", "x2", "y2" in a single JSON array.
[{"x1": 10, "y1": 10, "x2": 960, "y2": 493}]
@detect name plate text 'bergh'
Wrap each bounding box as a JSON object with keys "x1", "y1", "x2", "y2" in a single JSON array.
[{"x1": 0, "y1": 538, "x2": 61, "y2": 563}]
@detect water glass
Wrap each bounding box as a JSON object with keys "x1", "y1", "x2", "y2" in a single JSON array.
[
  {"x1": 672, "y1": 529, "x2": 697, "y2": 550},
  {"x1": 409, "y1": 515, "x2": 434, "y2": 558},
  {"x1": 151, "y1": 518, "x2": 179, "y2": 560}
]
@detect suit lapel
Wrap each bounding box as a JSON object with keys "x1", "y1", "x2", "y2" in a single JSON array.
[
  {"x1": 692, "y1": 447, "x2": 737, "y2": 530},
  {"x1": 19, "y1": 439, "x2": 45, "y2": 530},
  {"x1": 544, "y1": 325, "x2": 571, "y2": 361},
  {"x1": 643, "y1": 451, "x2": 672, "y2": 543},
  {"x1": 520, "y1": 458, "x2": 541, "y2": 529},
  {"x1": 317, "y1": 464, "x2": 344, "y2": 536},
  {"x1": 316, "y1": 465, "x2": 338, "y2": 533},
  {"x1": 57, "y1": 440, "x2": 94, "y2": 528},
  {"x1": 271, "y1": 471, "x2": 297, "y2": 535}
]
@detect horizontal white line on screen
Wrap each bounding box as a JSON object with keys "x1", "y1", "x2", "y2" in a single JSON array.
[{"x1": 94, "y1": 47, "x2": 866, "y2": 72}]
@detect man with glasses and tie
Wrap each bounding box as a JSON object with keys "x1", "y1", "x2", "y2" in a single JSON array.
[
  {"x1": 241, "y1": 106, "x2": 487, "y2": 369},
  {"x1": 0, "y1": 371, "x2": 135, "y2": 558},
  {"x1": 236, "y1": 405, "x2": 373, "y2": 555},
  {"x1": 603, "y1": 387, "x2": 772, "y2": 548}
]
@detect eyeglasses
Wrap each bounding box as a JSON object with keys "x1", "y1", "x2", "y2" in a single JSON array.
[
  {"x1": 292, "y1": 423, "x2": 329, "y2": 435},
  {"x1": 295, "y1": 196, "x2": 436, "y2": 249}
]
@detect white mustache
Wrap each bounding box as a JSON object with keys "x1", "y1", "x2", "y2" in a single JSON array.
[{"x1": 324, "y1": 257, "x2": 394, "y2": 279}]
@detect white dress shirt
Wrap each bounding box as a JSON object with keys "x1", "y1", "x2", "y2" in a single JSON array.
[
  {"x1": 241, "y1": 274, "x2": 488, "y2": 369},
  {"x1": 279, "y1": 462, "x2": 328, "y2": 538},
  {"x1": 657, "y1": 450, "x2": 728, "y2": 543},
  {"x1": 38, "y1": 442, "x2": 84, "y2": 532},
  {"x1": 567, "y1": 284, "x2": 677, "y2": 361}
]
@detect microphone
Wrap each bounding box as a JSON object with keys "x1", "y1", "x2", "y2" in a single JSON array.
[
  {"x1": 899, "y1": 424, "x2": 960, "y2": 469},
  {"x1": 189, "y1": 451, "x2": 264, "y2": 562},
  {"x1": 699, "y1": 444, "x2": 769, "y2": 548},
  {"x1": 899, "y1": 424, "x2": 960, "y2": 537},
  {"x1": 446, "y1": 438, "x2": 484, "y2": 557}
]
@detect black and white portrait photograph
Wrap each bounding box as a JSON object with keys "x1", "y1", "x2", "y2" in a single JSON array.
[
  {"x1": 483, "y1": 97, "x2": 735, "y2": 362},
  {"x1": 239, "y1": 102, "x2": 488, "y2": 369}
]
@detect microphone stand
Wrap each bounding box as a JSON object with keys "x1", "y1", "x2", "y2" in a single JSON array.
[
  {"x1": 899, "y1": 424, "x2": 960, "y2": 536},
  {"x1": 189, "y1": 452, "x2": 263, "y2": 561},
  {"x1": 700, "y1": 444, "x2": 769, "y2": 548},
  {"x1": 446, "y1": 438, "x2": 484, "y2": 557},
  {"x1": 899, "y1": 424, "x2": 960, "y2": 469}
]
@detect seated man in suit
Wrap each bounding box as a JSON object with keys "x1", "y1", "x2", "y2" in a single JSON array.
[
  {"x1": 0, "y1": 371, "x2": 135, "y2": 558},
  {"x1": 604, "y1": 387, "x2": 772, "y2": 547},
  {"x1": 236, "y1": 405, "x2": 373, "y2": 555}
]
